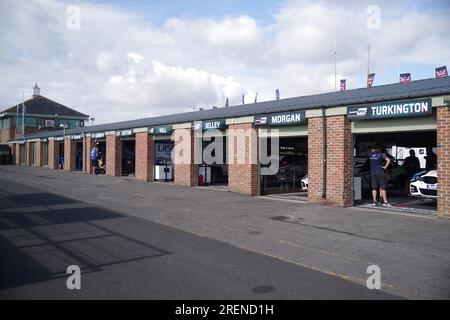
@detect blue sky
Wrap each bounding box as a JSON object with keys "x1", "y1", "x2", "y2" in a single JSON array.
[{"x1": 85, "y1": 0, "x2": 280, "y2": 25}]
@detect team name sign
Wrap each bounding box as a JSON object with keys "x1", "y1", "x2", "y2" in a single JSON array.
[{"x1": 347, "y1": 98, "x2": 432, "y2": 120}]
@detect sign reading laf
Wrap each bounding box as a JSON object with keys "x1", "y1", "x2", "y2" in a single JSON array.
[
  {"x1": 347, "y1": 98, "x2": 432, "y2": 120},
  {"x1": 254, "y1": 111, "x2": 306, "y2": 126}
]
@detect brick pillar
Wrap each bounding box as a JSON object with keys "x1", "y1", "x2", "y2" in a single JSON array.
[
  {"x1": 35, "y1": 141, "x2": 43, "y2": 167},
  {"x1": 25, "y1": 142, "x2": 32, "y2": 166},
  {"x1": 48, "y1": 139, "x2": 57, "y2": 170},
  {"x1": 15, "y1": 143, "x2": 20, "y2": 165},
  {"x1": 106, "y1": 134, "x2": 121, "y2": 176},
  {"x1": 308, "y1": 115, "x2": 353, "y2": 207},
  {"x1": 63, "y1": 137, "x2": 76, "y2": 171},
  {"x1": 437, "y1": 107, "x2": 450, "y2": 218},
  {"x1": 228, "y1": 123, "x2": 259, "y2": 196},
  {"x1": 173, "y1": 128, "x2": 197, "y2": 186},
  {"x1": 83, "y1": 136, "x2": 95, "y2": 173},
  {"x1": 135, "y1": 132, "x2": 154, "y2": 182}
]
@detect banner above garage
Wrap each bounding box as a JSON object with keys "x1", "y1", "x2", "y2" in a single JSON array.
[
  {"x1": 254, "y1": 111, "x2": 306, "y2": 126},
  {"x1": 347, "y1": 98, "x2": 432, "y2": 120},
  {"x1": 192, "y1": 119, "x2": 226, "y2": 131},
  {"x1": 149, "y1": 126, "x2": 173, "y2": 135}
]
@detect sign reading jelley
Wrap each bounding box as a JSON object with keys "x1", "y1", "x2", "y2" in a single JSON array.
[
  {"x1": 193, "y1": 119, "x2": 226, "y2": 131},
  {"x1": 254, "y1": 111, "x2": 306, "y2": 126},
  {"x1": 347, "y1": 98, "x2": 432, "y2": 120}
]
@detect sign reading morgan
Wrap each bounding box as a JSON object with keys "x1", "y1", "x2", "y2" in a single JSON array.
[
  {"x1": 254, "y1": 111, "x2": 306, "y2": 126},
  {"x1": 347, "y1": 98, "x2": 432, "y2": 120}
]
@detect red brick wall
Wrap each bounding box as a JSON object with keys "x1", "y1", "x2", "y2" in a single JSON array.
[
  {"x1": 48, "y1": 139, "x2": 57, "y2": 169},
  {"x1": 228, "y1": 123, "x2": 259, "y2": 196},
  {"x1": 35, "y1": 141, "x2": 43, "y2": 167},
  {"x1": 106, "y1": 135, "x2": 121, "y2": 176},
  {"x1": 64, "y1": 138, "x2": 76, "y2": 171},
  {"x1": 83, "y1": 137, "x2": 95, "y2": 173},
  {"x1": 14, "y1": 143, "x2": 20, "y2": 165},
  {"x1": 173, "y1": 129, "x2": 197, "y2": 187},
  {"x1": 437, "y1": 107, "x2": 450, "y2": 217},
  {"x1": 308, "y1": 115, "x2": 353, "y2": 207},
  {"x1": 25, "y1": 142, "x2": 32, "y2": 166},
  {"x1": 135, "y1": 132, "x2": 154, "y2": 182},
  {"x1": 0, "y1": 127, "x2": 14, "y2": 144}
]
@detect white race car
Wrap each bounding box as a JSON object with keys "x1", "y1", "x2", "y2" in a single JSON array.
[{"x1": 409, "y1": 170, "x2": 437, "y2": 199}]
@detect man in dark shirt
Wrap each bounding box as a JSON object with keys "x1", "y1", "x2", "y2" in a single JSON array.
[
  {"x1": 425, "y1": 147, "x2": 437, "y2": 170},
  {"x1": 369, "y1": 146, "x2": 392, "y2": 207},
  {"x1": 403, "y1": 149, "x2": 421, "y2": 193}
]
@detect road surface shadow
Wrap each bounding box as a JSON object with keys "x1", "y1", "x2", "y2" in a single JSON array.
[{"x1": 0, "y1": 181, "x2": 170, "y2": 290}]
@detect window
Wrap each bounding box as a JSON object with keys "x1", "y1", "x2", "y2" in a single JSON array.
[{"x1": 0, "y1": 118, "x2": 10, "y2": 129}]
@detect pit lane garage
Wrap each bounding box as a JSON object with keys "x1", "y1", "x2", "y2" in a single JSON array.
[
  {"x1": 195, "y1": 119, "x2": 228, "y2": 188},
  {"x1": 73, "y1": 136, "x2": 83, "y2": 171},
  {"x1": 118, "y1": 129, "x2": 135, "y2": 177},
  {"x1": 257, "y1": 111, "x2": 308, "y2": 200},
  {"x1": 55, "y1": 137, "x2": 64, "y2": 170},
  {"x1": 92, "y1": 132, "x2": 106, "y2": 174},
  {"x1": 150, "y1": 126, "x2": 174, "y2": 182},
  {"x1": 349, "y1": 98, "x2": 437, "y2": 214}
]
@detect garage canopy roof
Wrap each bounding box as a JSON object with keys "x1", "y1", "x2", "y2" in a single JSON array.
[{"x1": 20, "y1": 76, "x2": 450, "y2": 140}]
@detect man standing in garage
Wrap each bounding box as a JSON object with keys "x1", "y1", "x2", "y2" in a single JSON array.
[
  {"x1": 425, "y1": 147, "x2": 437, "y2": 170},
  {"x1": 369, "y1": 145, "x2": 392, "y2": 207},
  {"x1": 403, "y1": 149, "x2": 421, "y2": 194}
]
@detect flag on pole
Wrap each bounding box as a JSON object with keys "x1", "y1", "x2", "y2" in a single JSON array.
[
  {"x1": 367, "y1": 73, "x2": 375, "y2": 87},
  {"x1": 435, "y1": 66, "x2": 448, "y2": 78},
  {"x1": 399, "y1": 73, "x2": 411, "y2": 83},
  {"x1": 254, "y1": 92, "x2": 258, "y2": 103},
  {"x1": 275, "y1": 89, "x2": 280, "y2": 100},
  {"x1": 225, "y1": 97, "x2": 229, "y2": 107},
  {"x1": 339, "y1": 79, "x2": 346, "y2": 91}
]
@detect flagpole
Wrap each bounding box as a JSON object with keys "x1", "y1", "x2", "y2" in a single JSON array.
[
  {"x1": 22, "y1": 92, "x2": 25, "y2": 138},
  {"x1": 16, "y1": 97, "x2": 19, "y2": 136},
  {"x1": 334, "y1": 39, "x2": 337, "y2": 91}
]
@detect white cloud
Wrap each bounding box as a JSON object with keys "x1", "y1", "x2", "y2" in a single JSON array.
[{"x1": 0, "y1": 0, "x2": 449, "y2": 124}]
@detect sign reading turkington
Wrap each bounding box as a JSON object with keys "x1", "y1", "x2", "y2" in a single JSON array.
[
  {"x1": 347, "y1": 98, "x2": 432, "y2": 120},
  {"x1": 254, "y1": 111, "x2": 306, "y2": 126}
]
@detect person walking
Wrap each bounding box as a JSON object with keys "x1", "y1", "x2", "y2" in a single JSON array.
[
  {"x1": 403, "y1": 149, "x2": 421, "y2": 193},
  {"x1": 369, "y1": 145, "x2": 392, "y2": 207},
  {"x1": 90, "y1": 145, "x2": 98, "y2": 172}
]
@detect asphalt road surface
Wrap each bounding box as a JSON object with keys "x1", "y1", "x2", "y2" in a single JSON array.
[{"x1": 1, "y1": 166, "x2": 449, "y2": 299}]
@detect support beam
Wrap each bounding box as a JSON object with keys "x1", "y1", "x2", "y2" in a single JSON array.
[
  {"x1": 135, "y1": 132, "x2": 154, "y2": 182},
  {"x1": 106, "y1": 134, "x2": 121, "y2": 176}
]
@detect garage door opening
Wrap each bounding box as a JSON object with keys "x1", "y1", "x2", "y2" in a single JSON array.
[
  {"x1": 57, "y1": 141, "x2": 64, "y2": 170},
  {"x1": 260, "y1": 136, "x2": 308, "y2": 200},
  {"x1": 121, "y1": 139, "x2": 135, "y2": 176},
  {"x1": 75, "y1": 141, "x2": 83, "y2": 171},
  {"x1": 94, "y1": 139, "x2": 106, "y2": 174},
  {"x1": 198, "y1": 135, "x2": 228, "y2": 188},
  {"x1": 154, "y1": 140, "x2": 174, "y2": 181},
  {"x1": 353, "y1": 131, "x2": 437, "y2": 214},
  {"x1": 19, "y1": 144, "x2": 25, "y2": 165}
]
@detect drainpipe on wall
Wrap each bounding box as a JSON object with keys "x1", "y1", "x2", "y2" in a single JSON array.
[{"x1": 322, "y1": 107, "x2": 327, "y2": 200}]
